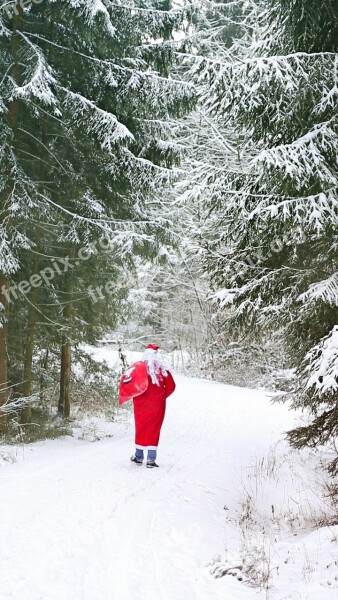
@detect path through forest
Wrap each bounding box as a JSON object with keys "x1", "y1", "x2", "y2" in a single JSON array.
[{"x1": 1, "y1": 367, "x2": 336, "y2": 600}]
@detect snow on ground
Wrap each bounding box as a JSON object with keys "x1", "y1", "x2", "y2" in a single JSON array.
[{"x1": 0, "y1": 347, "x2": 337, "y2": 600}]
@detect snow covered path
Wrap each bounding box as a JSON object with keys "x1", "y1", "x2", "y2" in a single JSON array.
[{"x1": 1, "y1": 374, "x2": 337, "y2": 600}]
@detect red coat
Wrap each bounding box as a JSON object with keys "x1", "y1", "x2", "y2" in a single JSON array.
[{"x1": 133, "y1": 371, "x2": 175, "y2": 447}]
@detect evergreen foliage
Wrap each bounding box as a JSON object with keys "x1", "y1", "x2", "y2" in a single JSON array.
[
  {"x1": 181, "y1": 0, "x2": 338, "y2": 468},
  {"x1": 0, "y1": 0, "x2": 194, "y2": 428}
]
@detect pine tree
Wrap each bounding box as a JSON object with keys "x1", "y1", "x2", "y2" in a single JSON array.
[{"x1": 184, "y1": 0, "x2": 338, "y2": 469}]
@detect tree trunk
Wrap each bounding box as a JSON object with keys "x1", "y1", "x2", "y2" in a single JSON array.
[
  {"x1": 0, "y1": 276, "x2": 9, "y2": 433},
  {"x1": 8, "y1": 4, "x2": 22, "y2": 128},
  {"x1": 20, "y1": 300, "x2": 37, "y2": 424},
  {"x1": 59, "y1": 338, "x2": 72, "y2": 418},
  {"x1": 58, "y1": 301, "x2": 74, "y2": 418},
  {"x1": 0, "y1": 3, "x2": 24, "y2": 432},
  {"x1": 40, "y1": 349, "x2": 49, "y2": 404},
  {"x1": 20, "y1": 235, "x2": 40, "y2": 425}
]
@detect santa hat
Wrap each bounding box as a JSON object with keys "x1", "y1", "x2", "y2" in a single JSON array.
[{"x1": 145, "y1": 343, "x2": 159, "y2": 351}]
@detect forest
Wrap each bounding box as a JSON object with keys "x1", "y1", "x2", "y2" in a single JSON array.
[{"x1": 0, "y1": 1, "x2": 337, "y2": 464}]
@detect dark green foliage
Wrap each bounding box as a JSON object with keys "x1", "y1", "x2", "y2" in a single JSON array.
[
  {"x1": 0, "y1": 1, "x2": 193, "y2": 426},
  {"x1": 185, "y1": 0, "x2": 338, "y2": 469}
]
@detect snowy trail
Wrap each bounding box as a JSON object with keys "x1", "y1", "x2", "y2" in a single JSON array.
[{"x1": 1, "y1": 374, "x2": 334, "y2": 600}]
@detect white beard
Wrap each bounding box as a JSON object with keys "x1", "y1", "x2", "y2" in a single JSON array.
[{"x1": 142, "y1": 349, "x2": 169, "y2": 385}]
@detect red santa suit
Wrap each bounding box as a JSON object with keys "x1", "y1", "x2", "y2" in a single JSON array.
[{"x1": 133, "y1": 369, "x2": 176, "y2": 449}]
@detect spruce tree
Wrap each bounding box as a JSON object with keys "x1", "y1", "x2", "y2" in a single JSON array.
[
  {"x1": 0, "y1": 0, "x2": 194, "y2": 427},
  {"x1": 183, "y1": 0, "x2": 338, "y2": 469}
]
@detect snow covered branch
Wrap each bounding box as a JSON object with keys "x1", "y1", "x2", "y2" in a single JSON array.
[
  {"x1": 298, "y1": 273, "x2": 338, "y2": 306},
  {"x1": 305, "y1": 326, "x2": 338, "y2": 396},
  {"x1": 61, "y1": 89, "x2": 134, "y2": 150},
  {"x1": 12, "y1": 32, "x2": 58, "y2": 107}
]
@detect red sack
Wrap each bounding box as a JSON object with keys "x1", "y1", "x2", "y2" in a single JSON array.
[{"x1": 118, "y1": 361, "x2": 149, "y2": 405}]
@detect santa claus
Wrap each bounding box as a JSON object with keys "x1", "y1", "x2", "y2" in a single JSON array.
[{"x1": 119, "y1": 344, "x2": 176, "y2": 468}]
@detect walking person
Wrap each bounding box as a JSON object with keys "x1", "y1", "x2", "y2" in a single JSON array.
[{"x1": 129, "y1": 344, "x2": 176, "y2": 468}]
